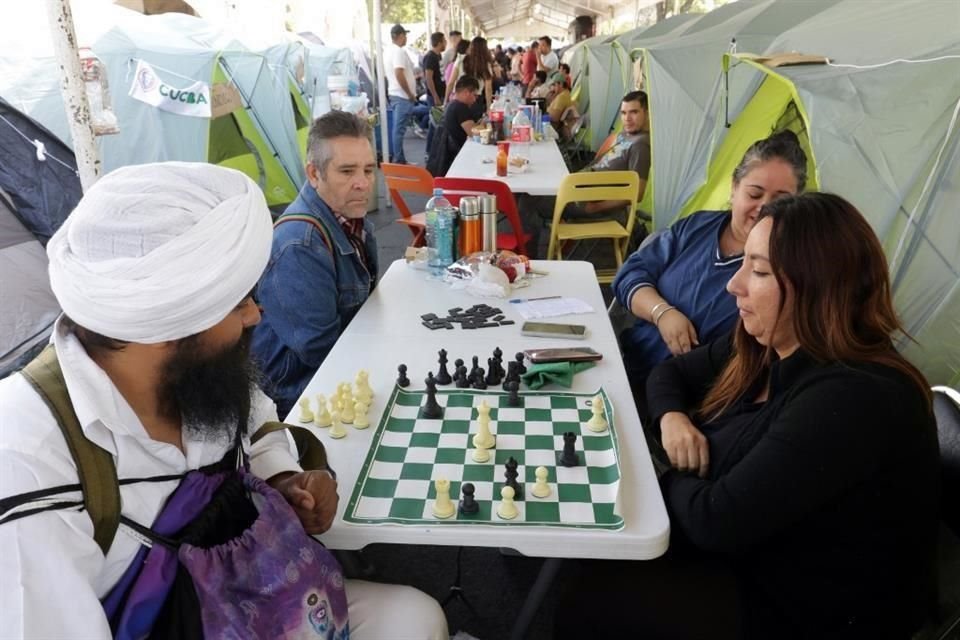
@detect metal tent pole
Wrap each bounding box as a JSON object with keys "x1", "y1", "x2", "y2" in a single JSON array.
[
  {"x1": 372, "y1": 0, "x2": 391, "y2": 166},
  {"x1": 45, "y1": 0, "x2": 100, "y2": 190}
]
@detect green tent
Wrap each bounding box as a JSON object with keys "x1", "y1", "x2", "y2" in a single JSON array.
[{"x1": 678, "y1": 0, "x2": 960, "y2": 384}]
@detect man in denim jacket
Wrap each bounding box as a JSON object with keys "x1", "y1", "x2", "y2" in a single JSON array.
[{"x1": 252, "y1": 111, "x2": 379, "y2": 418}]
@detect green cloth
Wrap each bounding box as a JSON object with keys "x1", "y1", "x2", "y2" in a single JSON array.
[{"x1": 520, "y1": 361, "x2": 596, "y2": 390}]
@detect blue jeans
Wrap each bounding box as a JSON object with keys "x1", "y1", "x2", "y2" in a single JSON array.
[
  {"x1": 390, "y1": 97, "x2": 413, "y2": 163},
  {"x1": 390, "y1": 97, "x2": 430, "y2": 163}
]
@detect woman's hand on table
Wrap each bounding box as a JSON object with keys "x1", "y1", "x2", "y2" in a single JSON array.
[
  {"x1": 660, "y1": 411, "x2": 709, "y2": 478},
  {"x1": 657, "y1": 309, "x2": 700, "y2": 355}
]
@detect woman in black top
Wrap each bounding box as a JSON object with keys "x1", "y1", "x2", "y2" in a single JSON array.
[
  {"x1": 556, "y1": 193, "x2": 938, "y2": 640},
  {"x1": 647, "y1": 193, "x2": 939, "y2": 638}
]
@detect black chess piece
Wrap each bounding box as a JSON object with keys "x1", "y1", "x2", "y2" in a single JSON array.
[
  {"x1": 459, "y1": 482, "x2": 479, "y2": 515},
  {"x1": 559, "y1": 431, "x2": 579, "y2": 467},
  {"x1": 504, "y1": 456, "x2": 523, "y2": 498},
  {"x1": 472, "y1": 368, "x2": 487, "y2": 390},
  {"x1": 515, "y1": 352, "x2": 527, "y2": 375},
  {"x1": 436, "y1": 349, "x2": 452, "y2": 385},
  {"x1": 493, "y1": 346, "x2": 503, "y2": 362},
  {"x1": 454, "y1": 358, "x2": 465, "y2": 371},
  {"x1": 506, "y1": 379, "x2": 521, "y2": 407},
  {"x1": 421, "y1": 372, "x2": 444, "y2": 419},
  {"x1": 397, "y1": 364, "x2": 410, "y2": 387},
  {"x1": 493, "y1": 347, "x2": 505, "y2": 379},
  {"x1": 485, "y1": 358, "x2": 500, "y2": 386},
  {"x1": 504, "y1": 361, "x2": 520, "y2": 388},
  {"x1": 470, "y1": 356, "x2": 480, "y2": 381},
  {"x1": 455, "y1": 365, "x2": 470, "y2": 388}
]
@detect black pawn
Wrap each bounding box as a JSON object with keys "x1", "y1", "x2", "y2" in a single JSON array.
[
  {"x1": 559, "y1": 431, "x2": 579, "y2": 467},
  {"x1": 436, "y1": 349, "x2": 452, "y2": 385},
  {"x1": 504, "y1": 456, "x2": 522, "y2": 498},
  {"x1": 397, "y1": 364, "x2": 410, "y2": 387},
  {"x1": 421, "y1": 372, "x2": 444, "y2": 419},
  {"x1": 459, "y1": 482, "x2": 479, "y2": 515},
  {"x1": 454, "y1": 358, "x2": 465, "y2": 371},
  {"x1": 506, "y1": 379, "x2": 521, "y2": 407},
  {"x1": 472, "y1": 368, "x2": 487, "y2": 390},
  {"x1": 515, "y1": 352, "x2": 527, "y2": 375},
  {"x1": 455, "y1": 365, "x2": 471, "y2": 388}
]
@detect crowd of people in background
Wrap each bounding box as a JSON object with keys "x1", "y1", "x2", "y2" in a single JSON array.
[{"x1": 385, "y1": 25, "x2": 578, "y2": 167}]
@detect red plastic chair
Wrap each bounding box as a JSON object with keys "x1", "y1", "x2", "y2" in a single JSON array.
[
  {"x1": 382, "y1": 163, "x2": 433, "y2": 247},
  {"x1": 432, "y1": 177, "x2": 532, "y2": 256}
]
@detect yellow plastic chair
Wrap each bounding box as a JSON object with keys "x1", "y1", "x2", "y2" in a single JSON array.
[{"x1": 546, "y1": 171, "x2": 641, "y2": 284}]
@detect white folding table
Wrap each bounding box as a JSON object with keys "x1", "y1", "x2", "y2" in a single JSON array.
[
  {"x1": 445, "y1": 139, "x2": 569, "y2": 196},
  {"x1": 291, "y1": 259, "x2": 669, "y2": 638}
]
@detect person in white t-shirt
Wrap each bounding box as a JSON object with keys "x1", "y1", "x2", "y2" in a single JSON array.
[
  {"x1": 386, "y1": 23, "x2": 429, "y2": 164},
  {"x1": 537, "y1": 36, "x2": 559, "y2": 74}
]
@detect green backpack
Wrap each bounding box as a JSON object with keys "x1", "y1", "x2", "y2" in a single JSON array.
[{"x1": 20, "y1": 346, "x2": 329, "y2": 554}]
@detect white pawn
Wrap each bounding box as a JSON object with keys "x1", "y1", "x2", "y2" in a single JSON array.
[
  {"x1": 340, "y1": 392, "x2": 355, "y2": 424},
  {"x1": 328, "y1": 411, "x2": 346, "y2": 439},
  {"x1": 497, "y1": 485, "x2": 518, "y2": 520},
  {"x1": 432, "y1": 478, "x2": 456, "y2": 519},
  {"x1": 532, "y1": 466, "x2": 551, "y2": 498},
  {"x1": 314, "y1": 394, "x2": 332, "y2": 428},
  {"x1": 297, "y1": 397, "x2": 314, "y2": 423},
  {"x1": 473, "y1": 400, "x2": 496, "y2": 449},
  {"x1": 586, "y1": 394, "x2": 608, "y2": 432},
  {"x1": 329, "y1": 390, "x2": 342, "y2": 413},
  {"x1": 353, "y1": 399, "x2": 370, "y2": 429}
]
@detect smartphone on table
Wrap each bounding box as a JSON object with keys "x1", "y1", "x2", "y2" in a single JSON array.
[
  {"x1": 523, "y1": 347, "x2": 602, "y2": 364},
  {"x1": 520, "y1": 321, "x2": 588, "y2": 340}
]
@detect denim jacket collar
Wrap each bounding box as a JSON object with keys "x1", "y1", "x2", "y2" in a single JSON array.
[{"x1": 297, "y1": 184, "x2": 358, "y2": 257}]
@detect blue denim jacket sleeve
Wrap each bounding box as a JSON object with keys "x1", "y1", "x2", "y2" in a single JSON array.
[{"x1": 258, "y1": 233, "x2": 341, "y2": 370}]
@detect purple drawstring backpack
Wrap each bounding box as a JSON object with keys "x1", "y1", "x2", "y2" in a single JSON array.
[{"x1": 2, "y1": 347, "x2": 349, "y2": 639}]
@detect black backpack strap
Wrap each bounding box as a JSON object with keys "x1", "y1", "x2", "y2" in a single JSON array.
[
  {"x1": 252, "y1": 421, "x2": 332, "y2": 476},
  {"x1": 20, "y1": 346, "x2": 120, "y2": 555}
]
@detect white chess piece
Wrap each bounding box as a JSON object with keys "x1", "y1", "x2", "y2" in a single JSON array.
[
  {"x1": 297, "y1": 397, "x2": 314, "y2": 423},
  {"x1": 340, "y1": 392, "x2": 355, "y2": 423},
  {"x1": 355, "y1": 370, "x2": 373, "y2": 403},
  {"x1": 497, "y1": 485, "x2": 518, "y2": 520},
  {"x1": 471, "y1": 439, "x2": 490, "y2": 463},
  {"x1": 432, "y1": 478, "x2": 456, "y2": 519},
  {"x1": 473, "y1": 400, "x2": 496, "y2": 449},
  {"x1": 353, "y1": 400, "x2": 370, "y2": 429},
  {"x1": 314, "y1": 394, "x2": 332, "y2": 428},
  {"x1": 586, "y1": 394, "x2": 608, "y2": 432},
  {"x1": 532, "y1": 466, "x2": 551, "y2": 498},
  {"x1": 328, "y1": 411, "x2": 347, "y2": 439}
]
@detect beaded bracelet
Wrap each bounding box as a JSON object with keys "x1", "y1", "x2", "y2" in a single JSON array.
[{"x1": 653, "y1": 305, "x2": 677, "y2": 327}]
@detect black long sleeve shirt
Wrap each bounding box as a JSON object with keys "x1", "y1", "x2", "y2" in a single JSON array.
[{"x1": 648, "y1": 337, "x2": 939, "y2": 639}]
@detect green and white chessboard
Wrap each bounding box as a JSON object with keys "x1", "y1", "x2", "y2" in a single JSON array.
[{"x1": 344, "y1": 386, "x2": 623, "y2": 530}]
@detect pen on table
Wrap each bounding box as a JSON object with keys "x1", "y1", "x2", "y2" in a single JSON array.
[{"x1": 509, "y1": 295, "x2": 562, "y2": 303}]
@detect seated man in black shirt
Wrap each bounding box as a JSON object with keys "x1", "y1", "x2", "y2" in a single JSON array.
[{"x1": 426, "y1": 75, "x2": 480, "y2": 177}]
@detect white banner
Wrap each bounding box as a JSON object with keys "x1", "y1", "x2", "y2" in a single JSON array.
[{"x1": 129, "y1": 60, "x2": 211, "y2": 118}]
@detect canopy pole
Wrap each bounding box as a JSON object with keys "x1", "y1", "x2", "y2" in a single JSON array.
[
  {"x1": 45, "y1": 0, "x2": 100, "y2": 191},
  {"x1": 372, "y1": 0, "x2": 391, "y2": 166}
]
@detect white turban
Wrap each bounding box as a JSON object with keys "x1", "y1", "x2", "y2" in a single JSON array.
[{"x1": 48, "y1": 162, "x2": 273, "y2": 343}]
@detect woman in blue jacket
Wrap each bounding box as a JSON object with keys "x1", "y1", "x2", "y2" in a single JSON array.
[{"x1": 612, "y1": 131, "x2": 807, "y2": 388}]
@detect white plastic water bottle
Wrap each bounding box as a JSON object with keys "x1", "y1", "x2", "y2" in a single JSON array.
[
  {"x1": 425, "y1": 188, "x2": 456, "y2": 277},
  {"x1": 511, "y1": 108, "x2": 533, "y2": 165}
]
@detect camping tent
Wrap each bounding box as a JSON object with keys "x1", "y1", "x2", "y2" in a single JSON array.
[
  {"x1": 0, "y1": 12, "x2": 302, "y2": 208},
  {"x1": 676, "y1": 0, "x2": 960, "y2": 384},
  {"x1": 0, "y1": 97, "x2": 81, "y2": 378}
]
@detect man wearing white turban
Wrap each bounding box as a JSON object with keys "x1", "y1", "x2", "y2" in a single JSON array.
[
  {"x1": 0, "y1": 162, "x2": 447, "y2": 638},
  {"x1": 252, "y1": 111, "x2": 380, "y2": 418}
]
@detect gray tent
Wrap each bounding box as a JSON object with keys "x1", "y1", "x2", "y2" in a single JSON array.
[{"x1": 0, "y1": 97, "x2": 80, "y2": 377}]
